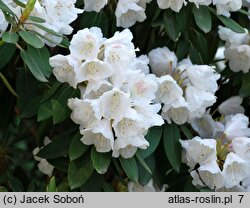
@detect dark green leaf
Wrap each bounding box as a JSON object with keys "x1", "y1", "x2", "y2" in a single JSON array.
[
  {"x1": 91, "y1": 147, "x2": 111, "y2": 174},
  {"x1": 69, "y1": 133, "x2": 88, "y2": 161},
  {"x1": 135, "y1": 152, "x2": 152, "y2": 174},
  {"x1": 46, "y1": 177, "x2": 56, "y2": 192},
  {"x1": 68, "y1": 157, "x2": 94, "y2": 189},
  {"x1": 0, "y1": 72, "x2": 18, "y2": 96},
  {"x1": 28, "y1": 16, "x2": 46, "y2": 23},
  {"x1": 19, "y1": 30, "x2": 44, "y2": 48},
  {"x1": 163, "y1": 123, "x2": 182, "y2": 173},
  {"x1": 163, "y1": 11, "x2": 180, "y2": 41},
  {"x1": 119, "y1": 157, "x2": 138, "y2": 182},
  {"x1": 0, "y1": 43, "x2": 16, "y2": 70},
  {"x1": 2, "y1": 31, "x2": 19, "y2": 43},
  {"x1": 194, "y1": 6, "x2": 212, "y2": 33},
  {"x1": 0, "y1": 0, "x2": 15, "y2": 15},
  {"x1": 240, "y1": 72, "x2": 250, "y2": 97}
]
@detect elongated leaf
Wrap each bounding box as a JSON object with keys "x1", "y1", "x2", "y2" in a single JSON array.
[
  {"x1": 135, "y1": 152, "x2": 152, "y2": 174},
  {"x1": 91, "y1": 147, "x2": 111, "y2": 174},
  {"x1": 13, "y1": 0, "x2": 25, "y2": 7},
  {"x1": 46, "y1": 177, "x2": 56, "y2": 192},
  {"x1": 37, "y1": 101, "x2": 53, "y2": 121},
  {"x1": 140, "y1": 126, "x2": 163, "y2": 158},
  {"x1": 33, "y1": 23, "x2": 64, "y2": 37},
  {"x1": 20, "y1": 50, "x2": 48, "y2": 82},
  {"x1": 47, "y1": 157, "x2": 68, "y2": 172},
  {"x1": 0, "y1": 72, "x2": 17, "y2": 97},
  {"x1": 194, "y1": 6, "x2": 212, "y2": 33},
  {"x1": 36, "y1": 133, "x2": 73, "y2": 159},
  {"x1": 19, "y1": 30, "x2": 44, "y2": 48},
  {"x1": 69, "y1": 133, "x2": 88, "y2": 161},
  {"x1": 163, "y1": 123, "x2": 182, "y2": 173},
  {"x1": 240, "y1": 72, "x2": 250, "y2": 97},
  {"x1": 51, "y1": 99, "x2": 69, "y2": 124},
  {"x1": 119, "y1": 157, "x2": 138, "y2": 182},
  {"x1": 0, "y1": 43, "x2": 16, "y2": 70},
  {"x1": 0, "y1": 0, "x2": 15, "y2": 15},
  {"x1": 68, "y1": 157, "x2": 94, "y2": 189},
  {"x1": 28, "y1": 16, "x2": 46, "y2": 23},
  {"x1": 163, "y1": 11, "x2": 180, "y2": 41},
  {"x1": 2, "y1": 31, "x2": 19, "y2": 44}
]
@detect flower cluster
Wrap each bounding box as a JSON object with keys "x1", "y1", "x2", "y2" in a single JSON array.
[
  {"x1": 49, "y1": 27, "x2": 164, "y2": 158},
  {"x1": 218, "y1": 26, "x2": 250, "y2": 73},
  {"x1": 181, "y1": 113, "x2": 250, "y2": 191},
  {"x1": 148, "y1": 47, "x2": 220, "y2": 125},
  {"x1": 0, "y1": 0, "x2": 83, "y2": 46},
  {"x1": 82, "y1": 0, "x2": 244, "y2": 29}
]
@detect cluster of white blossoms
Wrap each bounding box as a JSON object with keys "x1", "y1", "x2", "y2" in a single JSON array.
[
  {"x1": 148, "y1": 47, "x2": 220, "y2": 125},
  {"x1": 81, "y1": 0, "x2": 244, "y2": 29},
  {"x1": 0, "y1": 0, "x2": 83, "y2": 46},
  {"x1": 218, "y1": 26, "x2": 250, "y2": 73},
  {"x1": 49, "y1": 27, "x2": 164, "y2": 159},
  {"x1": 181, "y1": 111, "x2": 250, "y2": 191}
]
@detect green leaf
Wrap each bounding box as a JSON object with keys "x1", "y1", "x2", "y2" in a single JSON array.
[
  {"x1": 19, "y1": 30, "x2": 44, "y2": 48},
  {"x1": 20, "y1": 50, "x2": 48, "y2": 82},
  {"x1": 46, "y1": 177, "x2": 56, "y2": 192},
  {"x1": 33, "y1": 23, "x2": 64, "y2": 37},
  {"x1": 28, "y1": 16, "x2": 46, "y2": 23},
  {"x1": 2, "y1": 31, "x2": 19, "y2": 44},
  {"x1": 0, "y1": 72, "x2": 18, "y2": 97},
  {"x1": 51, "y1": 99, "x2": 69, "y2": 124},
  {"x1": 180, "y1": 124, "x2": 193, "y2": 140},
  {"x1": 240, "y1": 72, "x2": 250, "y2": 97},
  {"x1": 37, "y1": 101, "x2": 53, "y2": 121},
  {"x1": 163, "y1": 123, "x2": 182, "y2": 173},
  {"x1": 0, "y1": 43, "x2": 16, "y2": 70},
  {"x1": 26, "y1": 45, "x2": 52, "y2": 78},
  {"x1": 68, "y1": 157, "x2": 94, "y2": 189},
  {"x1": 135, "y1": 152, "x2": 152, "y2": 174},
  {"x1": 209, "y1": 8, "x2": 245, "y2": 33},
  {"x1": 47, "y1": 157, "x2": 68, "y2": 172},
  {"x1": 119, "y1": 157, "x2": 138, "y2": 182},
  {"x1": 36, "y1": 133, "x2": 73, "y2": 159},
  {"x1": 163, "y1": 11, "x2": 180, "y2": 41},
  {"x1": 0, "y1": 0, "x2": 15, "y2": 15},
  {"x1": 13, "y1": 0, "x2": 25, "y2": 7},
  {"x1": 91, "y1": 147, "x2": 111, "y2": 174},
  {"x1": 69, "y1": 133, "x2": 88, "y2": 161},
  {"x1": 140, "y1": 126, "x2": 163, "y2": 158},
  {"x1": 194, "y1": 6, "x2": 212, "y2": 33},
  {"x1": 8, "y1": 174, "x2": 24, "y2": 192},
  {"x1": 20, "y1": 95, "x2": 42, "y2": 118}
]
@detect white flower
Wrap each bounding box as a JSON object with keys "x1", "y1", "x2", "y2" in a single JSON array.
[
  {"x1": 189, "y1": 0, "x2": 212, "y2": 7},
  {"x1": 49, "y1": 55, "x2": 80, "y2": 88},
  {"x1": 224, "y1": 114, "x2": 250, "y2": 140},
  {"x1": 156, "y1": 75, "x2": 183, "y2": 104},
  {"x1": 83, "y1": 80, "x2": 113, "y2": 99},
  {"x1": 138, "y1": 0, "x2": 152, "y2": 8},
  {"x1": 77, "y1": 59, "x2": 113, "y2": 82},
  {"x1": 213, "y1": 0, "x2": 242, "y2": 17},
  {"x1": 148, "y1": 47, "x2": 178, "y2": 77},
  {"x1": 218, "y1": 26, "x2": 249, "y2": 46},
  {"x1": 128, "y1": 180, "x2": 156, "y2": 192},
  {"x1": 186, "y1": 65, "x2": 220, "y2": 93},
  {"x1": 185, "y1": 85, "x2": 216, "y2": 119},
  {"x1": 157, "y1": 0, "x2": 187, "y2": 12},
  {"x1": 180, "y1": 137, "x2": 217, "y2": 168},
  {"x1": 190, "y1": 161, "x2": 224, "y2": 190},
  {"x1": 224, "y1": 45, "x2": 250, "y2": 73},
  {"x1": 0, "y1": 11, "x2": 9, "y2": 37},
  {"x1": 222, "y1": 152, "x2": 249, "y2": 188},
  {"x1": 232, "y1": 137, "x2": 250, "y2": 160},
  {"x1": 69, "y1": 27, "x2": 105, "y2": 61},
  {"x1": 115, "y1": 0, "x2": 146, "y2": 28},
  {"x1": 68, "y1": 98, "x2": 101, "y2": 128},
  {"x1": 132, "y1": 55, "x2": 150, "y2": 74},
  {"x1": 83, "y1": 0, "x2": 108, "y2": 12},
  {"x1": 99, "y1": 88, "x2": 131, "y2": 120},
  {"x1": 162, "y1": 97, "x2": 190, "y2": 125},
  {"x1": 33, "y1": 137, "x2": 54, "y2": 177},
  {"x1": 218, "y1": 96, "x2": 245, "y2": 116},
  {"x1": 80, "y1": 120, "x2": 114, "y2": 153},
  {"x1": 112, "y1": 135, "x2": 149, "y2": 158}
]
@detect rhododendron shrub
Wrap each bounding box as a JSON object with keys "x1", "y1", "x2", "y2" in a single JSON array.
[{"x1": 0, "y1": 0, "x2": 250, "y2": 192}]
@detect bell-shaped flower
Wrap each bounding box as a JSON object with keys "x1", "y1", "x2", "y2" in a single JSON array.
[
  {"x1": 148, "y1": 47, "x2": 178, "y2": 77},
  {"x1": 157, "y1": 0, "x2": 187, "y2": 12},
  {"x1": 224, "y1": 45, "x2": 250, "y2": 73},
  {"x1": 99, "y1": 88, "x2": 131, "y2": 120},
  {"x1": 223, "y1": 114, "x2": 250, "y2": 140},
  {"x1": 190, "y1": 161, "x2": 224, "y2": 190},
  {"x1": 68, "y1": 98, "x2": 101, "y2": 128},
  {"x1": 77, "y1": 59, "x2": 113, "y2": 82},
  {"x1": 222, "y1": 152, "x2": 249, "y2": 188},
  {"x1": 214, "y1": 0, "x2": 242, "y2": 17},
  {"x1": 69, "y1": 27, "x2": 105, "y2": 61},
  {"x1": 232, "y1": 137, "x2": 250, "y2": 160},
  {"x1": 218, "y1": 96, "x2": 245, "y2": 116},
  {"x1": 112, "y1": 135, "x2": 149, "y2": 158},
  {"x1": 83, "y1": 80, "x2": 113, "y2": 99},
  {"x1": 83, "y1": 0, "x2": 108, "y2": 12},
  {"x1": 156, "y1": 75, "x2": 183, "y2": 105},
  {"x1": 49, "y1": 55, "x2": 80, "y2": 88},
  {"x1": 80, "y1": 119, "x2": 114, "y2": 153},
  {"x1": 186, "y1": 65, "x2": 220, "y2": 93},
  {"x1": 115, "y1": 0, "x2": 146, "y2": 28}
]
